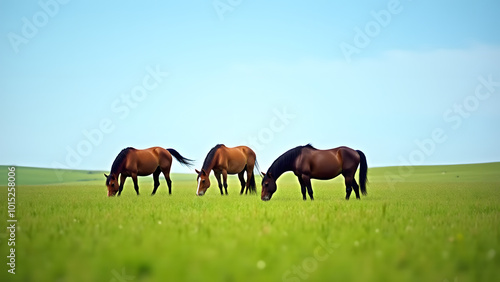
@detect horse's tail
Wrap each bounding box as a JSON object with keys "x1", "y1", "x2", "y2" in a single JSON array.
[
  {"x1": 254, "y1": 159, "x2": 262, "y2": 178},
  {"x1": 356, "y1": 150, "x2": 368, "y2": 195},
  {"x1": 245, "y1": 158, "x2": 259, "y2": 194},
  {"x1": 249, "y1": 172, "x2": 257, "y2": 194},
  {"x1": 167, "y1": 148, "x2": 194, "y2": 168}
]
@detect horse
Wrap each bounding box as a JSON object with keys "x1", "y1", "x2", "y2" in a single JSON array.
[
  {"x1": 261, "y1": 144, "x2": 367, "y2": 201},
  {"x1": 104, "y1": 147, "x2": 193, "y2": 197},
  {"x1": 195, "y1": 144, "x2": 258, "y2": 196}
]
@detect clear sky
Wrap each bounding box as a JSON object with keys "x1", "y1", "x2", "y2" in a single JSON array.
[{"x1": 1, "y1": 0, "x2": 500, "y2": 174}]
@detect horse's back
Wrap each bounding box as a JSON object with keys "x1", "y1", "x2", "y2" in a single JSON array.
[
  {"x1": 236, "y1": 146, "x2": 256, "y2": 160},
  {"x1": 150, "y1": 147, "x2": 173, "y2": 167},
  {"x1": 220, "y1": 145, "x2": 255, "y2": 173},
  {"x1": 303, "y1": 146, "x2": 359, "y2": 179},
  {"x1": 305, "y1": 148, "x2": 343, "y2": 179},
  {"x1": 133, "y1": 147, "x2": 166, "y2": 160},
  {"x1": 132, "y1": 147, "x2": 172, "y2": 175}
]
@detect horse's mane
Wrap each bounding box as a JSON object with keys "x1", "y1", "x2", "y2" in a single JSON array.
[
  {"x1": 110, "y1": 147, "x2": 134, "y2": 175},
  {"x1": 268, "y1": 144, "x2": 316, "y2": 179},
  {"x1": 201, "y1": 144, "x2": 224, "y2": 171}
]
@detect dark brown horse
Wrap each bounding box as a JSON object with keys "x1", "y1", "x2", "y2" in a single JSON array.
[
  {"x1": 195, "y1": 144, "x2": 258, "y2": 196},
  {"x1": 104, "y1": 147, "x2": 193, "y2": 196},
  {"x1": 261, "y1": 144, "x2": 367, "y2": 201}
]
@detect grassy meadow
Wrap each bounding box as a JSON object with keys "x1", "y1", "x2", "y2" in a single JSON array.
[{"x1": 0, "y1": 163, "x2": 499, "y2": 282}]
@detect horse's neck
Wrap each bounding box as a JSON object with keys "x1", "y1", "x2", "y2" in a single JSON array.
[
  {"x1": 202, "y1": 153, "x2": 217, "y2": 173},
  {"x1": 111, "y1": 148, "x2": 131, "y2": 175},
  {"x1": 111, "y1": 161, "x2": 126, "y2": 175},
  {"x1": 270, "y1": 158, "x2": 295, "y2": 180},
  {"x1": 110, "y1": 166, "x2": 121, "y2": 176},
  {"x1": 269, "y1": 147, "x2": 304, "y2": 180}
]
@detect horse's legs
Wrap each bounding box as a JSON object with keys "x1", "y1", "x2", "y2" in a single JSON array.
[
  {"x1": 215, "y1": 172, "x2": 224, "y2": 195},
  {"x1": 165, "y1": 174, "x2": 172, "y2": 195},
  {"x1": 131, "y1": 174, "x2": 140, "y2": 195},
  {"x1": 161, "y1": 168, "x2": 172, "y2": 195},
  {"x1": 222, "y1": 170, "x2": 228, "y2": 195},
  {"x1": 351, "y1": 178, "x2": 360, "y2": 200},
  {"x1": 151, "y1": 167, "x2": 161, "y2": 195},
  {"x1": 297, "y1": 176, "x2": 307, "y2": 200},
  {"x1": 118, "y1": 174, "x2": 127, "y2": 196},
  {"x1": 238, "y1": 170, "x2": 246, "y2": 195},
  {"x1": 302, "y1": 175, "x2": 314, "y2": 200},
  {"x1": 344, "y1": 175, "x2": 353, "y2": 200}
]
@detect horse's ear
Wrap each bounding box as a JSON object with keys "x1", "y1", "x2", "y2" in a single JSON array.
[
  {"x1": 267, "y1": 172, "x2": 272, "y2": 178},
  {"x1": 195, "y1": 169, "x2": 200, "y2": 174},
  {"x1": 261, "y1": 171, "x2": 265, "y2": 177},
  {"x1": 201, "y1": 169, "x2": 207, "y2": 176},
  {"x1": 104, "y1": 174, "x2": 108, "y2": 178}
]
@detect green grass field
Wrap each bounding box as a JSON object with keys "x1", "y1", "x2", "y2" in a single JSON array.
[{"x1": 1, "y1": 163, "x2": 499, "y2": 282}]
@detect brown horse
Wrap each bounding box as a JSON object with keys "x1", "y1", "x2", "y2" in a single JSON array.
[
  {"x1": 261, "y1": 144, "x2": 367, "y2": 201},
  {"x1": 195, "y1": 144, "x2": 258, "y2": 196},
  {"x1": 104, "y1": 147, "x2": 193, "y2": 196}
]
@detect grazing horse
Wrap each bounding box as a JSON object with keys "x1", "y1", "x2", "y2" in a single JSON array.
[
  {"x1": 261, "y1": 144, "x2": 367, "y2": 201},
  {"x1": 104, "y1": 147, "x2": 193, "y2": 196},
  {"x1": 195, "y1": 144, "x2": 258, "y2": 196}
]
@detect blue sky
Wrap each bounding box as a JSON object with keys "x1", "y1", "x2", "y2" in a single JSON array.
[{"x1": 1, "y1": 0, "x2": 500, "y2": 175}]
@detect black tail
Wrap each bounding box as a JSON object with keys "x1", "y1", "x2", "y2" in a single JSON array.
[
  {"x1": 167, "y1": 148, "x2": 194, "y2": 168},
  {"x1": 248, "y1": 172, "x2": 257, "y2": 194},
  {"x1": 356, "y1": 150, "x2": 368, "y2": 195},
  {"x1": 248, "y1": 158, "x2": 262, "y2": 194}
]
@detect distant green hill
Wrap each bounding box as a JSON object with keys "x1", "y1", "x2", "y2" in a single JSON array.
[
  {"x1": 0, "y1": 166, "x2": 196, "y2": 186},
  {"x1": 368, "y1": 162, "x2": 500, "y2": 183},
  {"x1": 0, "y1": 162, "x2": 498, "y2": 186},
  {"x1": 0, "y1": 166, "x2": 105, "y2": 186}
]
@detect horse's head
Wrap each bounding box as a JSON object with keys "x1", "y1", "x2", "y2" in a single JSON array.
[
  {"x1": 104, "y1": 174, "x2": 119, "y2": 197},
  {"x1": 261, "y1": 172, "x2": 277, "y2": 201},
  {"x1": 195, "y1": 169, "x2": 210, "y2": 196}
]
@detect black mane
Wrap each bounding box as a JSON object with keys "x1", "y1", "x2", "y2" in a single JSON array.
[
  {"x1": 268, "y1": 144, "x2": 315, "y2": 179},
  {"x1": 110, "y1": 147, "x2": 133, "y2": 175},
  {"x1": 303, "y1": 144, "x2": 316, "y2": 150},
  {"x1": 201, "y1": 144, "x2": 224, "y2": 171}
]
